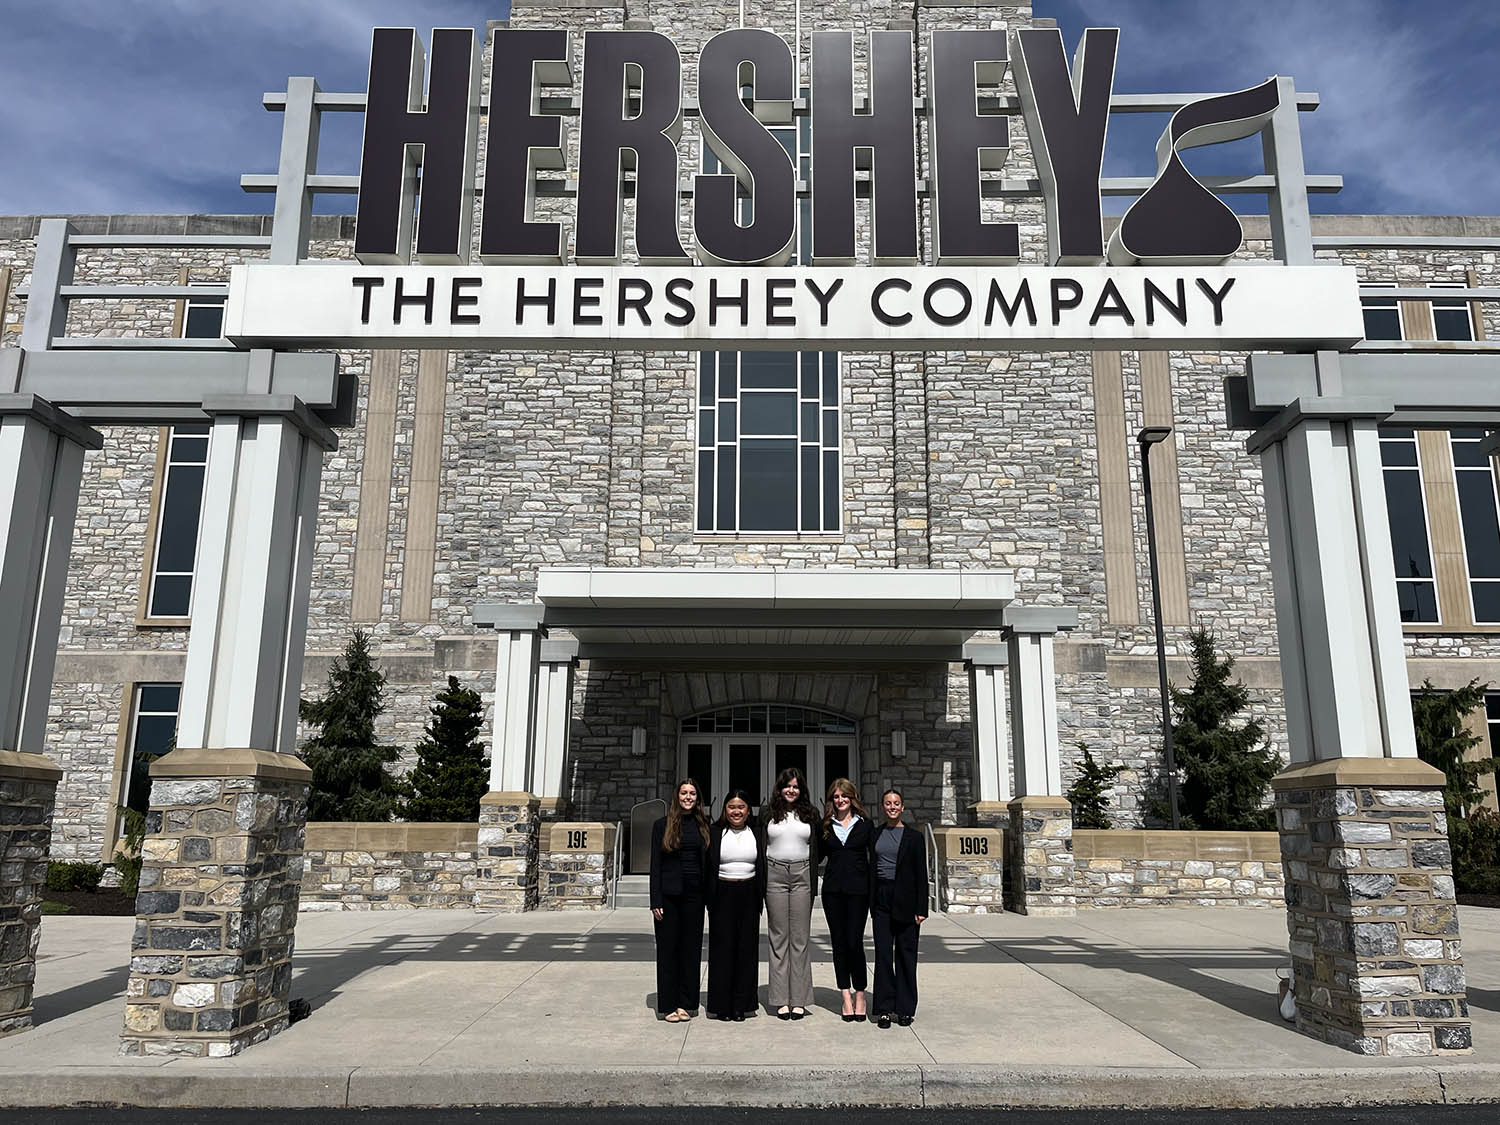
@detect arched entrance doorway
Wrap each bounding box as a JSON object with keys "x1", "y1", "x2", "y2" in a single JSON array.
[{"x1": 678, "y1": 703, "x2": 858, "y2": 816}]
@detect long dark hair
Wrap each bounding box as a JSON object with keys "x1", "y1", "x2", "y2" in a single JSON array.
[
  {"x1": 822, "y1": 777, "x2": 868, "y2": 831},
  {"x1": 765, "y1": 767, "x2": 818, "y2": 826},
  {"x1": 714, "y1": 788, "x2": 756, "y2": 830},
  {"x1": 663, "y1": 777, "x2": 710, "y2": 852}
]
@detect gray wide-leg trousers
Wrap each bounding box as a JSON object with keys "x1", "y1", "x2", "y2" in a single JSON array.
[{"x1": 765, "y1": 858, "x2": 813, "y2": 1008}]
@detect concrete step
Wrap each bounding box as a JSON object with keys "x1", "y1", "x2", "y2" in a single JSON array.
[{"x1": 613, "y1": 875, "x2": 651, "y2": 908}]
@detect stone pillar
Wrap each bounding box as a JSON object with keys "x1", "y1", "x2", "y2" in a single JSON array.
[
  {"x1": 1275, "y1": 759, "x2": 1469, "y2": 1055},
  {"x1": 0, "y1": 753, "x2": 62, "y2": 1037},
  {"x1": 531, "y1": 636, "x2": 578, "y2": 819},
  {"x1": 473, "y1": 605, "x2": 547, "y2": 911},
  {"x1": 1252, "y1": 393, "x2": 1470, "y2": 1057},
  {"x1": 0, "y1": 396, "x2": 100, "y2": 1037},
  {"x1": 125, "y1": 399, "x2": 333, "y2": 1056},
  {"x1": 1003, "y1": 606, "x2": 1078, "y2": 915},
  {"x1": 475, "y1": 792, "x2": 541, "y2": 912},
  {"x1": 964, "y1": 641, "x2": 1010, "y2": 829},
  {"x1": 120, "y1": 750, "x2": 310, "y2": 1058},
  {"x1": 538, "y1": 821, "x2": 615, "y2": 910}
]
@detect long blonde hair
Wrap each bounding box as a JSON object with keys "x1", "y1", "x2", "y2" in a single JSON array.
[{"x1": 822, "y1": 777, "x2": 868, "y2": 831}]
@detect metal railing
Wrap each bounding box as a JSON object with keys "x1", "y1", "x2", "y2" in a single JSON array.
[
  {"x1": 608, "y1": 819, "x2": 624, "y2": 910},
  {"x1": 924, "y1": 822, "x2": 945, "y2": 916}
]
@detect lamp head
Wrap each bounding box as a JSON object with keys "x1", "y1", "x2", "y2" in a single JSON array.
[{"x1": 1137, "y1": 426, "x2": 1172, "y2": 446}]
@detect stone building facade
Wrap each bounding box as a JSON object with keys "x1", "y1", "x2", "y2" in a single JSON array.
[{"x1": 1, "y1": 0, "x2": 1496, "y2": 877}]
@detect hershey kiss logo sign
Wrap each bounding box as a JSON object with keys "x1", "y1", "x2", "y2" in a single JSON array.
[{"x1": 225, "y1": 26, "x2": 1363, "y2": 350}]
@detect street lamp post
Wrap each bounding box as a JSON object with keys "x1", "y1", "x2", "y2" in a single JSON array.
[{"x1": 1138, "y1": 425, "x2": 1181, "y2": 830}]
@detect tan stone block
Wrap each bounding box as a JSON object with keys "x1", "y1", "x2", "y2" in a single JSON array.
[
  {"x1": 1204, "y1": 877, "x2": 1231, "y2": 891},
  {"x1": 218, "y1": 837, "x2": 251, "y2": 863},
  {"x1": 142, "y1": 839, "x2": 179, "y2": 862},
  {"x1": 123, "y1": 1004, "x2": 159, "y2": 1032},
  {"x1": 1176, "y1": 877, "x2": 1205, "y2": 891}
]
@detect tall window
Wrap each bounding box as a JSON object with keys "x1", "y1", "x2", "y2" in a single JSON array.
[
  {"x1": 1380, "y1": 428, "x2": 1438, "y2": 622},
  {"x1": 183, "y1": 291, "x2": 225, "y2": 339},
  {"x1": 1488, "y1": 692, "x2": 1500, "y2": 762},
  {"x1": 121, "y1": 683, "x2": 181, "y2": 826},
  {"x1": 145, "y1": 425, "x2": 210, "y2": 618},
  {"x1": 695, "y1": 104, "x2": 841, "y2": 534},
  {"x1": 1451, "y1": 430, "x2": 1500, "y2": 623}
]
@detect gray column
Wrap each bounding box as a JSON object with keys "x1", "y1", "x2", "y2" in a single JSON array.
[
  {"x1": 532, "y1": 636, "x2": 579, "y2": 815},
  {"x1": 963, "y1": 640, "x2": 1010, "y2": 828},
  {"x1": 0, "y1": 395, "x2": 100, "y2": 1038},
  {"x1": 123, "y1": 395, "x2": 334, "y2": 1059},
  {"x1": 1251, "y1": 396, "x2": 1470, "y2": 1057},
  {"x1": 1003, "y1": 606, "x2": 1078, "y2": 917}
]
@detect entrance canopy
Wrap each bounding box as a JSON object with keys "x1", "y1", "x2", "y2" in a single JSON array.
[{"x1": 477, "y1": 566, "x2": 1016, "y2": 664}]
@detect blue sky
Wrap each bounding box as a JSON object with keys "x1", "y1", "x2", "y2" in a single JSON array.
[{"x1": 0, "y1": 1, "x2": 1494, "y2": 217}]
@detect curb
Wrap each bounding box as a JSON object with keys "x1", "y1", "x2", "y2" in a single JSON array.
[{"x1": 3, "y1": 1063, "x2": 1499, "y2": 1109}]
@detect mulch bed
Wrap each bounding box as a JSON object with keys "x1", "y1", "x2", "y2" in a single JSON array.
[
  {"x1": 1459, "y1": 893, "x2": 1500, "y2": 909},
  {"x1": 43, "y1": 888, "x2": 137, "y2": 916}
]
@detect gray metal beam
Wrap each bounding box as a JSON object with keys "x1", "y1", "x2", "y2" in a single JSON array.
[
  {"x1": 6, "y1": 347, "x2": 341, "y2": 422},
  {"x1": 1316, "y1": 236, "x2": 1500, "y2": 251},
  {"x1": 20, "y1": 220, "x2": 73, "y2": 352},
  {"x1": 1231, "y1": 354, "x2": 1500, "y2": 431},
  {"x1": 1262, "y1": 76, "x2": 1315, "y2": 265},
  {"x1": 270, "y1": 77, "x2": 321, "y2": 265},
  {"x1": 68, "y1": 235, "x2": 271, "y2": 250}
]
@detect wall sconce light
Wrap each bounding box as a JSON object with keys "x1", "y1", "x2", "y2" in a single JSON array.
[
  {"x1": 631, "y1": 726, "x2": 647, "y2": 757},
  {"x1": 890, "y1": 730, "x2": 907, "y2": 759}
]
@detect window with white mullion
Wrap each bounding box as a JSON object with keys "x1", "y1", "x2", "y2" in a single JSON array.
[
  {"x1": 120, "y1": 682, "x2": 181, "y2": 829},
  {"x1": 1431, "y1": 281, "x2": 1477, "y2": 343},
  {"x1": 1380, "y1": 427, "x2": 1439, "y2": 623},
  {"x1": 1361, "y1": 284, "x2": 1404, "y2": 341},
  {"x1": 1450, "y1": 430, "x2": 1500, "y2": 623}
]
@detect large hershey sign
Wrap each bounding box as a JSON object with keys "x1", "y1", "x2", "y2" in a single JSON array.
[{"x1": 350, "y1": 25, "x2": 1284, "y2": 269}]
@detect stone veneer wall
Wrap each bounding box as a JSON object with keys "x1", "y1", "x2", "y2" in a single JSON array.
[
  {"x1": 300, "y1": 823, "x2": 477, "y2": 911},
  {"x1": 1073, "y1": 830, "x2": 1283, "y2": 907}
]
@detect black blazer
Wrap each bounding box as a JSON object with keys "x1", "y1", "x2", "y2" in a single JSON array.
[
  {"x1": 758, "y1": 812, "x2": 821, "y2": 899},
  {"x1": 820, "y1": 815, "x2": 874, "y2": 896},
  {"x1": 868, "y1": 822, "x2": 929, "y2": 924},
  {"x1": 648, "y1": 815, "x2": 709, "y2": 908},
  {"x1": 704, "y1": 822, "x2": 767, "y2": 911}
]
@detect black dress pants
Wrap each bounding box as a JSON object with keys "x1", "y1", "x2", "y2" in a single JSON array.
[
  {"x1": 821, "y1": 890, "x2": 869, "y2": 991},
  {"x1": 707, "y1": 878, "x2": 760, "y2": 1016},
  {"x1": 654, "y1": 891, "x2": 705, "y2": 1013},
  {"x1": 871, "y1": 881, "x2": 919, "y2": 1017}
]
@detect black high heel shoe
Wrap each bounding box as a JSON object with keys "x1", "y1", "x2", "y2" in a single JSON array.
[
  {"x1": 841, "y1": 1013, "x2": 856, "y2": 1023},
  {"x1": 853, "y1": 1013, "x2": 868, "y2": 1023}
]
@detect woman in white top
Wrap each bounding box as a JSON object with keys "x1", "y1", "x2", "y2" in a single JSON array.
[
  {"x1": 705, "y1": 789, "x2": 765, "y2": 1020},
  {"x1": 761, "y1": 767, "x2": 820, "y2": 1019}
]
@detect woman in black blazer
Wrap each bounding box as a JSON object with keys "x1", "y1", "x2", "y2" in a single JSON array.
[
  {"x1": 868, "y1": 787, "x2": 928, "y2": 1028},
  {"x1": 821, "y1": 777, "x2": 873, "y2": 1022},
  {"x1": 705, "y1": 789, "x2": 766, "y2": 1021},
  {"x1": 649, "y1": 778, "x2": 711, "y2": 1022}
]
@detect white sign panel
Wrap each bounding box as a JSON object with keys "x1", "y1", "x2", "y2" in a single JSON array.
[{"x1": 225, "y1": 264, "x2": 1364, "y2": 351}]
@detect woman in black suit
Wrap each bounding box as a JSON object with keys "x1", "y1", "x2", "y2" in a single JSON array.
[
  {"x1": 705, "y1": 789, "x2": 766, "y2": 1021},
  {"x1": 821, "y1": 777, "x2": 873, "y2": 1022},
  {"x1": 649, "y1": 778, "x2": 710, "y2": 1022},
  {"x1": 868, "y1": 788, "x2": 928, "y2": 1028}
]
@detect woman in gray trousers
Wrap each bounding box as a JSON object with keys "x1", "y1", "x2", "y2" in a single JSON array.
[{"x1": 761, "y1": 767, "x2": 820, "y2": 1019}]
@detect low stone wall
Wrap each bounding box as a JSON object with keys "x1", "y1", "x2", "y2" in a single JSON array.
[
  {"x1": 1073, "y1": 830, "x2": 1284, "y2": 907},
  {"x1": 300, "y1": 823, "x2": 477, "y2": 911}
]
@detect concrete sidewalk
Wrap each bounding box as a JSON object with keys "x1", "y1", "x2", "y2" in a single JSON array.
[{"x1": 2, "y1": 905, "x2": 1498, "y2": 1108}]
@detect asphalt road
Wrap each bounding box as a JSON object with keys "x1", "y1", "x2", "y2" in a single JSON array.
[{"x1": 0, "y1": 1108, "x2": 1490, "y2": 1124}]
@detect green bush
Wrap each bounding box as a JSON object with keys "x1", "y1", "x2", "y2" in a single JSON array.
[
  {"x1": 46, "y1": 861, "x2": 105, "y2": 893},
  {"x1": 1066, "y1": 743, "x2": 1127, "y2": 829},
  {"x1": 112, "y1": 806, "x2": 147, "y2": 898}
]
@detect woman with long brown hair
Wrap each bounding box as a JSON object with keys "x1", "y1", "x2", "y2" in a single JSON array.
[
  {"x1": 761, "y1": 766, "x2": 820, "y2": 1019},
  {"x1": 649, "y1": 777, "x2": 711, "y2": 1022},
  {"x1": 821, "y1": 777, "x2": 872, "y2": 1022}
]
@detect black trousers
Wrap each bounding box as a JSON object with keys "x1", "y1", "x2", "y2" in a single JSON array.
[
  {"x1": 821, "y1": 890, "x2": 869, "y2": 991},
  {"x1": 654, "y1": 891, "x2": 705, "y2": 1013},
  {"x1": 871, "y1": 881, "x2": 919, "y2": 1018},
  {"x1": 707, "y1": 878, "x2": 760, "y2": 1016}
]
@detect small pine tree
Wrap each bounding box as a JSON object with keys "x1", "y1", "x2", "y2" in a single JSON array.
[
  {"x1": 1411, "y1": 678, "x2": 1495, "y2": 820},
  {"x1": 1065, "y1": 742, "x2": 1127, "y2": 829},
  {"x1": 300, "y1": 630, "x2": 401, "y2": 821},
  {"x1": 401, "y1": 676, "x2": 490, "y2": 822},
  {"x1": 1161, "y1": 628, "x2": 1282, "y2": 831}
]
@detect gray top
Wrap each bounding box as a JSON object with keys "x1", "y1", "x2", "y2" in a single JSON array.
[{"x1": 875, "y1": 825, "x2": 904, "y2": 881}]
